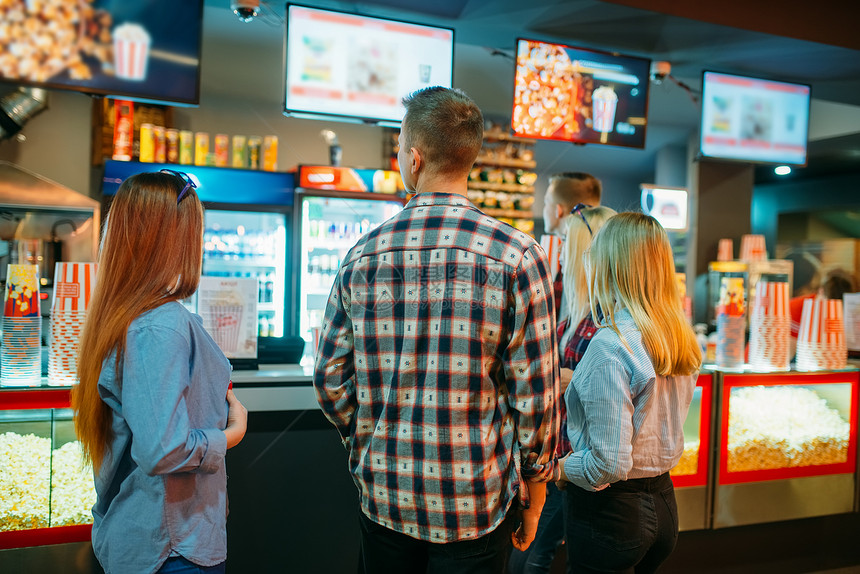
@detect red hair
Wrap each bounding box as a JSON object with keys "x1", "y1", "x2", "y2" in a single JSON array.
[{"x1": 72, "y1": 172, "x2": 204, "y2": 472}]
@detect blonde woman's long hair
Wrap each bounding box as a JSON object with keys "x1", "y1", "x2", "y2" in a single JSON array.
[
  {"x1": 71, "y1": 172, "x2": 205, "y2": 473},
  {"x1": 586, "y1": 212, "x2": 701, "y2": 376},
  {"x1": 561, "y1": 205, "x2": 616, "y2": 328}
]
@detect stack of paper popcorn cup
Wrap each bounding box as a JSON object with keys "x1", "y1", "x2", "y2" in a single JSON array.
[
  {"x1": 739, "y1": 234, "x2": 767, "y2": 261},
  {"x1": 796, "y1": 297, "x2": 847, "y2": 371},
  {"x1": 48, "y1": 263, "x2": 97, "y2": 386},
  {"x1": 1, "y1": 264, "x2": 42, "y2": 387},
  {"x1": 716, "y1": 275, "x2": 746, "y2": 370},
  {"x1": 539, "y1": 235, "x2": 563, "y2": 279},
  {"x1": 748, "y1": 277, "x2": 791, "y2": 371},
  {"x1": 717, "y1": 238, "x2": 733, "y2": 262}
]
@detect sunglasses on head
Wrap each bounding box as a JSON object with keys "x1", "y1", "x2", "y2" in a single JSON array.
[
  {"x1": 160, "y1": 169, "x2": 197, "y2": 204},
  {"x1": 570, "y1": 203, "x2": 593, "y2": 236}
]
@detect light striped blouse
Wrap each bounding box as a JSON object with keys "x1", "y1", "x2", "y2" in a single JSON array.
[{"x1": 563, "y1": 308, "x2": 697, "y2": 491}]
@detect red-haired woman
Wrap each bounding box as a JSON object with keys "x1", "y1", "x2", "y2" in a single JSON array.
[{"x1": 72, "y1": 171, "x2": 247, "y2": 574}]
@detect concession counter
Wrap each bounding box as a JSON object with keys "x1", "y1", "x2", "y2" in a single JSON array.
[{"x1": 3, "y1": 365, "x2": 860, "y2": 573}]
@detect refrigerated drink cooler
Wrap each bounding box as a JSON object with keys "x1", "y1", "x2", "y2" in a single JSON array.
[
  {"x1": 292, "y1": 165, "x2": 406, "y2": 362},
  {"x1": 101, "y1": 160, "x2": 294, "y2": 349},
  {"x1": 295, "y1": 191, "x2": 403, "y2": 361},
  {"x1": 202, "y1": 210, "x2": 287, "y2": 339}
]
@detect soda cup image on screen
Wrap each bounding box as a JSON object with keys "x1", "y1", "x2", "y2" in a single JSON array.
[
  {"x1": 592, "y1": 85, "x2": 618, "y2": 134},
  {"x1": 418, "y1": 64, "x2": 432, "y2": 83},
  {"x1": 113, "y1": 22, "x2": 151, "y2": 81}
]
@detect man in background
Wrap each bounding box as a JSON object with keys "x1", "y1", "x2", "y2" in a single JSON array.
[
  {"x1": 542, "y1": 172, "x2": 602, "y2": 237},
  {"x1": 315, "y1": 86, "x2": 559, "y2": 574},
  {"x1": 509, "y1": 172, "x2": 604, "y2": 574},
  {"x1": 542, "y1": 172, "x2": 602, "y2": 324}
]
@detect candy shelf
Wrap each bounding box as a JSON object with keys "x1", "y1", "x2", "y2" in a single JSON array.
[
  {"x1": 0, "y1": 388, "x2": 94, "y2": 549},
  {"x1": 467, "y1": 131, "x2": 537, "y2": 236},
  {"x1": 467, "y1": 181, "x2": 534, "y2": 193},
  {"x1": 473, "y1": 155, "x2": 537, "y2": 169},
  {"x1": 482, "y1": 208, "x2": 535, "y2": 219}
]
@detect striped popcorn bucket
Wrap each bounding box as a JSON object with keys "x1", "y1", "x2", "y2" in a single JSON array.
[
  {"x1": 48, "y1": 263, "x2": 97, "y2": 386},
  {"x1": 539, "y1": 234, "x2": 563, "y2": 279},
  {"x1": 739, "y1": 234, "x2": 767, "y2": 262},
  {"x1": 717, "y1": 238, "x2": 733, "y2": 262}
]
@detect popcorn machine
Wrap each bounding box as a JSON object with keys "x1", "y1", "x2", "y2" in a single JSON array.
[
  {"x1": 711, "y1": 369, "x2": 859, "y2": 528},
  {"x1": 0, "y1": 162, "x2": 100, "y2": 551}
]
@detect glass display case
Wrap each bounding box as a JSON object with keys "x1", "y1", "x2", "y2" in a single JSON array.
[
  {"x1": 712, "y1": 369, "x2": 859, "y2": 528},
  {"x1": 670, "y1": 372, "x2": 713, "y2": 531},
  {"x1": 0, "y1": 389, "x2": 94, "y2": 549}
]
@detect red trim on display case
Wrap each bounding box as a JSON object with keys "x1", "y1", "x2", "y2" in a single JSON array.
[
  {"x1": 719, "y1": 371, "x2": 859, "y2": 485},
  {"x1": 0, "y1": 388, "x2": 90, "y2": 549},
  {"x1": 0, "y1": 524, "x2": 92, "y2": 550},
  {"x1": 671, "y1": 373, "x2": 712, "y2": 488},
  {"x1": 0, "y1": 388, "x2": 72, "y2": 410}
]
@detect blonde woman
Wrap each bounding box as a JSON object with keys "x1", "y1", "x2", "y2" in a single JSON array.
[
  {"x1": 558, "y1": 204, "x2": 617, "y2": 380},
  {"x1": 558, "y1": 212, "x2": 701, "y2": 574},
  {"x1": 511, "y1": 204, "x2": 617, "y2": 574},
  {"x1": 72, "y1": 171, "x2": 248, "y2": 574}
]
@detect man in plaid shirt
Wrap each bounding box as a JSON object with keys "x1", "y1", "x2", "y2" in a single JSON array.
[{"x1": 314, "y1": 86, "x2": 560, "y2": 574}]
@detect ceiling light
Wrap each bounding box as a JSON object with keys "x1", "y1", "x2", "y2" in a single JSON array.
[{"x1": 774, "y1": 165, "x2": 792, "y2": 176}]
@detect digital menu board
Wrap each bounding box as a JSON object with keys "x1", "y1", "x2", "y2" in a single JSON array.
[
  {"x1": 284, "y1": 4, "x2": 454, "y2": 125},
  {"x1": 0, "y1": 0, "x2": 204, "y2": 106},
  {"x1": 700, "y1": 71, "x2": 810, "y2": 166},
  {"x1": 512, "y1": 38, "x2": 651, "y2": 148}
]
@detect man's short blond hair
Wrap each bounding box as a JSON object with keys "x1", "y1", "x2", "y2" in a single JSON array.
[{"x1": 548, "y1": 172, "x2": 602, "y2": 208}]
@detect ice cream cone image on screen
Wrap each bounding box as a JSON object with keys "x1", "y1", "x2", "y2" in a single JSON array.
[
  {"x1": 592, "y1": 86, "x2": 618, "y2": 143},
  {"x1": 113, "y1": 23, "x2": 151, "y2": 81}
]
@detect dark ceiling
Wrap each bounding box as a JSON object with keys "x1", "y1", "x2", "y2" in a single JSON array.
[
  {"x1": 215, "y1": 0, "x2": 860, "y2": 184},
  {"x1": 334, "y1": 0, "x2": 860, "y2": 184}
]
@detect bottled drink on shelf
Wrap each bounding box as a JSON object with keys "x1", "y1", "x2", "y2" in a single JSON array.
[{"x1": 264, "y1": 273, "x2": 274, "y2": 303}]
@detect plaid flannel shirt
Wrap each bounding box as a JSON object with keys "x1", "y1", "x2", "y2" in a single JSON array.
[{"x1": 314, "y1": 192, "x2": 560, "y2": 543}]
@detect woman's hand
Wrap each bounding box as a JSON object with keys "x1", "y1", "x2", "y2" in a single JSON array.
[
  {"x1": 555, "y1": 453, "x2": 609, "y2": 492},
  {"x1": 224, "y1": 389, "x2": 248, "y2": 449}
]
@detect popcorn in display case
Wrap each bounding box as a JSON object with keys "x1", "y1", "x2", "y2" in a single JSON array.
[
  {"x1": 719, "y1": 371, "x2": 857, "y2": 484},
  {"x1": 670, "y1": 372, "x2": 713, "y2": 488},
  {"x1": 0, "y1": 389, "x2": 94, "y2": 549}
]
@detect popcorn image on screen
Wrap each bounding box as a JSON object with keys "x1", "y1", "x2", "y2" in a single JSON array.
[{"x1": 113, "y1": 22, "x2": 151, "y2": 81}]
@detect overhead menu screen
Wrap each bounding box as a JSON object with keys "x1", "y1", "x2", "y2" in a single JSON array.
[
  {"x1": 284, "y1": 4, "x2": 454, "y2": 125},
  {"x1": 700, "y1": 71, "x2": 810, "y2": 166},
  {"x1": 511, "y1": 38, "x2": 651, "y2": 148}
]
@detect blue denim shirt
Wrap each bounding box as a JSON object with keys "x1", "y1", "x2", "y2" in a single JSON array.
[{"x1": 92, "y1": 301, "x2": 231, "y2": 574}]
